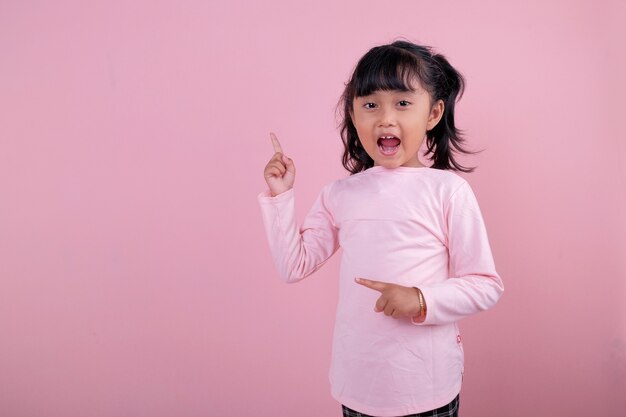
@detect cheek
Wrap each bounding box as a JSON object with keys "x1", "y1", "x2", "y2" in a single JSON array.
[
  {"x1": 351, "y1": 114, "x2": 364, "y2": 130},
  {"x1": 356, "y1": 134, "x2": 375, "y2": 152},
  {"x1": 357, "y1": 129, "x2": 375, "y2": 148},
  {"x1": 352, "y1": 121, "x2": 369, "y2": 141}
]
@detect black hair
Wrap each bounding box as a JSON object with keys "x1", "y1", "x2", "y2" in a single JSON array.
[{"x1": 338, "y1": 40, "x2": 475, "y2": 174}]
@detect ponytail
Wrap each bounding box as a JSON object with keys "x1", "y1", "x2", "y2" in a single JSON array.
[{"x1": 424, "y1": 53, "x2": 475, "y2": 172}]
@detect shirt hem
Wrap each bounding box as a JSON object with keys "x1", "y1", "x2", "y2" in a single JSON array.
[{"x1": 332, "y1": 382, "x2": 462, "y2": 417}]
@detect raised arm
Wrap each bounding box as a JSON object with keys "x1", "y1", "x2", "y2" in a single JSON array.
[{"x1": 259, "y1": 133, "x2": 339, "y2": 282}]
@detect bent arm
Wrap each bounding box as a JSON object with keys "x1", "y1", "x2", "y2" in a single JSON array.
[
  {"x1": 417, "y1": 182, "x2": 504, "y2": 325},
  {"x1": 258, "y1": 185, "x2": 340, "y2": 283}
]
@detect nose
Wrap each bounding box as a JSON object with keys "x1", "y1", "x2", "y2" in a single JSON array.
[{"x1": 377, "y1": 107, "x2": 396, "y2": 127}]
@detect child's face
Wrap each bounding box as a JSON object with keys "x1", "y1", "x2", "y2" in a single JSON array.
[{"x1": 351, "y1": 82, "x2": 443, "y2": 169}]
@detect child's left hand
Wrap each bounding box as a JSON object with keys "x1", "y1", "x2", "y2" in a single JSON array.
[{"x1": 355, "y1": 278, "x2": 422, "y2": 319}]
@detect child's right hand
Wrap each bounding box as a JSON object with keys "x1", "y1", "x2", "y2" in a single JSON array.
[{"x1": 263, "y1": 132, "x2": 296, "y2": 197}]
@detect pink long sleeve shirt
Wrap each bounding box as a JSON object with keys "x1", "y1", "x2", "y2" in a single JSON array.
[{"x1": 258, "y1": 166, "x2": 503, "y2": 416}]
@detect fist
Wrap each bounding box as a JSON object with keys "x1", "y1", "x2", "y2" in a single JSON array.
[
  {"x1": 263, "y1": 132, "x2": 296, "y2": 197},
  {"x1": 356, "y1": 277, "x2": 424, "y2": 321}
]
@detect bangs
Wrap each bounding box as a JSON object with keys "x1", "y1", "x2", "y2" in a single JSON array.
[{"x1": 352, "y1": 46, "x2": 424, "y2": 97}]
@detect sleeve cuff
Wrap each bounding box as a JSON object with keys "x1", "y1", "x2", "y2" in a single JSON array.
[{"x1": 257, "y1": 188, "x2": 294, "y2": 204}]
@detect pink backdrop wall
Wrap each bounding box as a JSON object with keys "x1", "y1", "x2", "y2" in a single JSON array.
[{"x1": 1, "y1": 1, "x2": 625, "y2": 416}]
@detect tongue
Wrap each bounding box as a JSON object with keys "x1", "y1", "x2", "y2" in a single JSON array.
[{"x1": 379, "y1": 138, "x2": 400, "y2": 147}]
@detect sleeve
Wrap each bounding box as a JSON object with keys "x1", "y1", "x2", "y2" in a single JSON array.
[
  {"x1": 415, "y1": 181, "x2": 504, "y2": 325},
  {"x1": 257, "y1": 184, "x2": 340, "y2": 283}
]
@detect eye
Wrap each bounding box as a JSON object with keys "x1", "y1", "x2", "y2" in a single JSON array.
[
  {"x1": 363, "y1": 102, "x2": 377, "y2": 109},
  {"x1": 398, "y1": 100, "x2": 411, "y2": 107}
]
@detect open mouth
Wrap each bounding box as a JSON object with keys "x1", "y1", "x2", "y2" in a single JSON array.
[{"x1": 377, "y1": 136, "x2": 401, "y2": 155}]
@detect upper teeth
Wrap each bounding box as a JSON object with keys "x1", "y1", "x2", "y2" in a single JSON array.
[{"x1": 381, "y1": 136, "x2": 395, "y2": 139}]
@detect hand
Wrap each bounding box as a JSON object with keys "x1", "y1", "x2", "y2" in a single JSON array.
[
  {"x1": 263, "y1": 132, "x2": 296, "y2": 197},
  {"x1": 355, "y1": 277, "x2": 422, "y2": 320}
]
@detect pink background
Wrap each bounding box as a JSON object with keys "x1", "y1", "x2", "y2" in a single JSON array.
[{"x1": 1, "y1": 1, "x2": 625, "y2": 416}]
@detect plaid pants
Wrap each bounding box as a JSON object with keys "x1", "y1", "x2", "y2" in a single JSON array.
[{"x1": 341, "y1": 394, "x2": 459, "y2": 417}]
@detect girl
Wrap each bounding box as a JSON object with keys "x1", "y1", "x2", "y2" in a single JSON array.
[{"x1": 258, "y1": 41, "x2": 503, "y2": 417}]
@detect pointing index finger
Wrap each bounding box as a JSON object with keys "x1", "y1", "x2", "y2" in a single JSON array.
[
  {"x1": 355, "y1": 277, "x2": 387, "y2": 293},
  {"x1": 270, "y1": 132, "x2": 283, "y2": 154}
]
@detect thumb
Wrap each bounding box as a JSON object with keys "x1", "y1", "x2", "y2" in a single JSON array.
[{"x1": 355, "y1": 277, "x2": 388, "y2": 293}]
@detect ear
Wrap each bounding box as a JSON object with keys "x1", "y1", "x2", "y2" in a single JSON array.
[{"x1": 426, "y1": 99, "x2": 444, "y2": 130}]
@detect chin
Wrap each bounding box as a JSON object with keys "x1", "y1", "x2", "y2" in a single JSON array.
[{"x1": 377, "y1": 161, "x2": 401, "y2": 169}]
